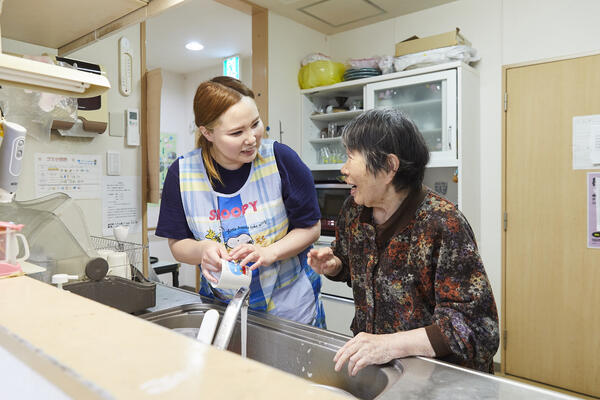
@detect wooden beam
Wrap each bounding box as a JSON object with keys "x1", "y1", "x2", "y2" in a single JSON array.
[
  {"x1": 58, "y1": 0, "x2": 188, "y2": 56},
  {"x1": 140, "y1": 21, "x2": 149, "y2": 278},
  {"x1": 252, "y1": 8, "x2": 268, "y2": 127}
]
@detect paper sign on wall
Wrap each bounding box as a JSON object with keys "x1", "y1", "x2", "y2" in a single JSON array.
[
  {"x1": 587, "y1": 172, "x2": 600, "y2": 248},
  {"x1": 102, "y1": 175, "x2": 141, "y2": 236},
  {"x1": 573, "y1": 115, "x2": 600, "y2": 170},
  {"x1": 34, "y1": 153, "x2": 102, "y2": 199}
]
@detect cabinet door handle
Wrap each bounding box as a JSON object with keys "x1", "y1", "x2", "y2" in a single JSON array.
[{"x1": 448, "y1": 125, "x2": 453, "y2": 150}]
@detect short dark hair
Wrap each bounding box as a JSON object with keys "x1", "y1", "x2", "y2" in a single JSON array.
[{"x1": 342, "y1": 108, "x2": 429, "y2": 192}]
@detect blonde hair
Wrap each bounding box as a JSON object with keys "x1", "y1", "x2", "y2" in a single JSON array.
[{"x1": 193, "y1": 76, "x2": 256, "y2": 186}]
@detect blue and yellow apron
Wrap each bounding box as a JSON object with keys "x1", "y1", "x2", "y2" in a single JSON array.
[{"x1": 179, "y1": 139, "x2": 325, "y2": 327}]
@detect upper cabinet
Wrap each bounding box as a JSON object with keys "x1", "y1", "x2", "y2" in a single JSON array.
[
  {"x1": 300, "y1": 62, "x2": 476, "y2": 171},
  {"x1": 365, "y1": 69, "x2": 457, "y2": 167},
  {"x1": 300, "y1": 62, "x2": 481, "y2": 238}
]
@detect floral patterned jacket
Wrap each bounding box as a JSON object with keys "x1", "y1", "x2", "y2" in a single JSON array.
[{"x1": 329, "y1": 187, "x2": 499, "y2": 373}]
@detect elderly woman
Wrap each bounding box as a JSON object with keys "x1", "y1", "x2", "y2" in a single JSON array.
[{"x1": 308, "y1": 108, "x2": 499, "y2": 375}]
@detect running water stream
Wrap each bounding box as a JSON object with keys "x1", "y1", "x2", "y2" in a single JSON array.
[{"x1": 241, "y1": 303, "x2": 248, "y2": 358}]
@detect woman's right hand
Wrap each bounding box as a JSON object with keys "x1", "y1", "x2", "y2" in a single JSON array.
[
  {"x1": 307, "y1": 247, "x2": 342, "y2": 276},
  {"x1": 200, "y1": 240, "x2": 231, "y2": 284}
]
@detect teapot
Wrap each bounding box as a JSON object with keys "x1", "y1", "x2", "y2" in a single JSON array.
[{"x1": 0, "y1": 221, "x2": 29, "y2": 276}]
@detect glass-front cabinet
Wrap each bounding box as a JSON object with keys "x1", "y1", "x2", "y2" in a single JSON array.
[
  {"x1": 365, "y1": 70, "x2": 457, "y2": 167},
  {"x1": 300, "y1": 61, "x2": 481, "y2": 241},
  {"x1": 300, "y1": 84, "x2": 364, "y2": 170}
]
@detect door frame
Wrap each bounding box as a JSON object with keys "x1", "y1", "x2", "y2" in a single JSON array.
[{"x1": 501, "y1": 49, "x2": 600, "y2": 374}]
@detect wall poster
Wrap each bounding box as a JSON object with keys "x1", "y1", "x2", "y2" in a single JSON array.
[
  {"x1": 102, "y1": 175, "x2": 141, "y2": 236},
  {"x1": 588, "y1": 172, "x2": 600, "y2": 248},
  {"x1": 34, "y1": 153, "x2": 102, "y2": 199}
]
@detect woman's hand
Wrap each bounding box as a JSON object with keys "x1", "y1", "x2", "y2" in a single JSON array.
[
  {"x1": 200, "y1": 240, "x2": 231, "y2": 283},
  {"x1": 333, "y1": 328, "x2": 436, "y2": 376},
  {"x1": 333, "y1": 332, "x2": 396, "y2": 376},
  {"x1": 229, "y1": 243, "x2": 277, "y2": 271},
  {"x1": 307, "y1": 247, "x2": 342, "y2": 276}
]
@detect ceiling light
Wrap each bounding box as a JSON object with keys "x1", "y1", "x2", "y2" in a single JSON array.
[{"x1": 185, "y1": 41, "x2": 204, "y2": 51}]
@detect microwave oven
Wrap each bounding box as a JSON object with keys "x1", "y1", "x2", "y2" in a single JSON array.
[{"x1": 315, "y1": 182, "x2": 351, "y2": 237}]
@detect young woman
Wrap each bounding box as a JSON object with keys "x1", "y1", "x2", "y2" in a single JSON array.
[{"x1": 156, "y1": 76, "x2": 325, "y2": 327}]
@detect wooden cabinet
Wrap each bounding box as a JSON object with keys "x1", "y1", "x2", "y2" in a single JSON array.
[{"x1": 301, "y1": 61, "x2": 481, "y2": 239}]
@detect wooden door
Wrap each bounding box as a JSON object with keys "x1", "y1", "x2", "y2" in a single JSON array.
[{"x1": 504, "y1": 55, "x2": 600, "y2": 397}]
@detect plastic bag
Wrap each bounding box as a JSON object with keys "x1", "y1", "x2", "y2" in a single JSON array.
[
  {"x1": 346, "y1": 57, "x2": 379, "y2": 69},
  {"x1": 298, "y1": 60, "x2": 346, "y2": 89},
  {"x1": 393, "y1": 45, "x2": 480, "y2": 72},
  {"x1": 301, "y1": 53, "x2": 331, "y2": 67}
]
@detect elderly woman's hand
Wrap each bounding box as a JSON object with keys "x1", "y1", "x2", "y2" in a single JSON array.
[
  {"x1": 333, "y1": 332, "x2": 396, "y2": 376},
  {"x1": 307, "y1": 247, "x2": 342, "y2": 276},
  {"x1": 333, "y1": 328, "x2": 436, "y2": 376}
]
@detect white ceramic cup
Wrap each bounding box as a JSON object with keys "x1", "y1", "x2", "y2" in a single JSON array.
[
  {"x1": 209, "y1": 259, "x2": 251, "y2": 290},
  {"x1": 107, "y1": 251, "x2": 129, "y2": 279},
  {"x1": 113, "y1": 225, "x2": 129, "y2": 242},
  {"x1": 96, "y1": 249, "x2": 115, "y2": 260}
]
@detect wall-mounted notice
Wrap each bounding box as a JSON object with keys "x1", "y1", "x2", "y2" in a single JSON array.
[
  {"x1": 35, "y1": 153, "x2": 102, "y2": 199},
  {"x1": 102, "y1": 175, "x2": 141, "y2": 236},
  {"x1": 588, "y1": 172, "x2": 600, "y2": 249},
  {"x1": 573, "y1": 115, "x2": 600, "y2": 170}
]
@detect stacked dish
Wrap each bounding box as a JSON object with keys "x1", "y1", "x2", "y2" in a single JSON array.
[{"x1": 343, "y1": 68, "x2": 381, "y2": 81}]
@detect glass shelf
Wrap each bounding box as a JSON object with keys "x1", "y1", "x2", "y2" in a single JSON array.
[
  {"x1": 309, "y1": 137, "x2": 343, "y2": 145},
  {"x1": 310, "y1": 110, "x2": 363, "y2": 122}
]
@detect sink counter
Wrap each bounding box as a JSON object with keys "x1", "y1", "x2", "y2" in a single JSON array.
[
  {"x1": 0, "y1": 277, "x2": 577, "y2": 400},
  {"x1": 149, "y1": 285, "x2": 576, "y2": 400},
  {"x1": 0, "y1": 276, "x2": 347, "y2": 399}
]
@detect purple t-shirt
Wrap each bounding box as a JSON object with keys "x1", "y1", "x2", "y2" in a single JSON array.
[{"x1": 155, "y1": 141, "x2": 320, "y2": 240}]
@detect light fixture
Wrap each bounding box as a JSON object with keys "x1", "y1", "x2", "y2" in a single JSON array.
[
  {"x1": 0, "y1": 54, "x2": 110, "y2": 97},
  {"x1": 0, "y1": 0, "x2": 110, "y2": 97},
  {"x1": 185, "y1": 41, "x2": 204, "y2": 51}
]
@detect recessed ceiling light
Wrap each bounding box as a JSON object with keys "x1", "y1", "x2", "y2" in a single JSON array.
[{"x1": 185, "y1": 41, "x2": 204, "y2": 51}]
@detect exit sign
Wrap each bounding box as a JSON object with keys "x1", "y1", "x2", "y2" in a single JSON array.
[{"x1": 223, "y1": 55, "x2": 240, "y2": 79}]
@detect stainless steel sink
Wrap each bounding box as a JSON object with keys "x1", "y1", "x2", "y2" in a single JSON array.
[{"x1": 141, "y1": 303, "x2": 402, "y2": 399}]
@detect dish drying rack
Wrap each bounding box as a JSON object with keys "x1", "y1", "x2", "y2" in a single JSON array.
[{"x1": 90, "y1": 235, "x2": 147, "y2": 278}]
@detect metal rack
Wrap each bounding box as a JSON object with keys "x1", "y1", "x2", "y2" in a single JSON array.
[{"x1": 90, "y1": 236, "x2": 147, "y2": 277}]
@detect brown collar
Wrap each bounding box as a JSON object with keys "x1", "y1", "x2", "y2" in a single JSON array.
[{"x1": 359, "y1": 186, "x2": 428, "y2": 250}]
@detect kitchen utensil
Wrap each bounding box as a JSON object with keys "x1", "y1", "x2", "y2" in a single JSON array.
[
  {"x1": 107, "y1": 251, "x2": 129, "y2": 279},
  {"x1": 209, "y1": 259, "x2": 251, "y2": 290},
  {"x1": 327, "y1": 122, "x2": 337, "y2": 138},
  {"x1": 334, "y1": 96, "x2": 348, "y2": 108},
  {"x1": 113, "y1": 225, "x2": 129, "y2": 251},
  {"x1": 197, "y1": 309, "x2": 220, "y2": 345},
  {"x1": 85, "y1": 257, "x2": 109, "y2": 281}
]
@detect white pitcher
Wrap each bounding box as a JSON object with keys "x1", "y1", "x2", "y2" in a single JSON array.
[{"x1": 0, "y1": 221, "x2": 30, "y2": 267}]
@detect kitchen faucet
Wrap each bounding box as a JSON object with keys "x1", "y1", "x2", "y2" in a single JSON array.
[{"x1": 212, "y1": 286, "x2": 250, "y2": 350}]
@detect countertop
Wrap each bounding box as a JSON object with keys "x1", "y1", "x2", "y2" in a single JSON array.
[
  {"x1": 0, "y1": 278, "x2": 578, "y2": 400},
  {"x1": 149, "y1": 285, "x2": 576, "y2": 400},
  {"x1": 0, "y1": 276, "x2": 347, "y2": 399}
]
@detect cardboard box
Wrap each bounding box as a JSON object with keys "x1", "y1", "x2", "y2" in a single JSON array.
[{"x1": 395, "y1": 28, "x2": 471, "y2": 57}]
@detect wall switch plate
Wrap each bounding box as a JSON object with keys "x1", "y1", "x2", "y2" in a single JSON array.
[
  {"x1": 109, "y1": 112, "x2": 125, "y2": 137},
  {"x1": 126, "y1": 109, "x2": 140, "y2": 146},
  {"x1": 106, "y1": 150, "x2": 121, "y2": 176}
]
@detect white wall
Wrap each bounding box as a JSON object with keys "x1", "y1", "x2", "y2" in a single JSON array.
[
  {"x1": 502, "y1": 0, "x2": 600, "y2": 64},
  {"x1": 267, "y1": 11, "x2": 329, "y2": 153},
  {"x1": 3, "y1": 25, "x2": 142, "y2": 240}
]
